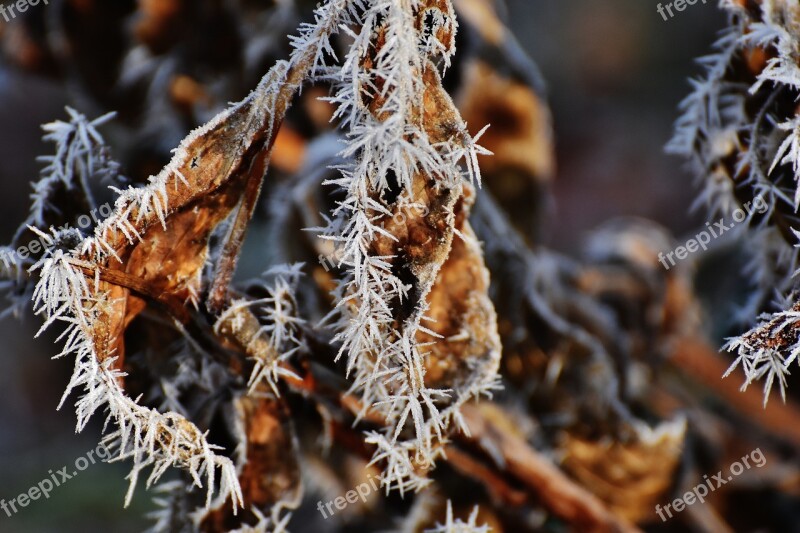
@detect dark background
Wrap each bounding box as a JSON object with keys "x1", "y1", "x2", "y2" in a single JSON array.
[{"x1": 0, "y1": 1, "x2": 726, "y2": 531}]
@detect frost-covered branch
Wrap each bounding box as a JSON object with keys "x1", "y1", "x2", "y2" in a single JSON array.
[
  {"x1": 214, "y1": 266, "x2": 305, "y2": 395},
  {"x1": 724, "y1": 300, "x2": 800, "y2": 405},
  {"x1": 672, "y1": 0, "x2": 800, "y2": 403}
]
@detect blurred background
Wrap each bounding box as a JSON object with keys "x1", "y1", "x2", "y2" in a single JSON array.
[{"x1": 0, "y1": 1, "x2": 728, "y2": 531}]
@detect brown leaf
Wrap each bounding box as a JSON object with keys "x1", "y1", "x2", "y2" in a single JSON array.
[
  {"x1": 200, "y1": 394, "x2": 302, "y2": 531},
  {"x1": 561, "y1": 421, "x2": 685, "y2": 525}
]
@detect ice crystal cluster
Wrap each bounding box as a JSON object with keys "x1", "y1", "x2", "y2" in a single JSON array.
[
  {"x1": 424, "y1": 501, "x2": 491, "y2": 533},
  {"x1": 2, "y1": 0, "x2": 498, "y2": 530},
  {"x1": 28, "y1": 120, "x2": 245, "y2": 512},
  {"x1": 317, "y1": 0, "x2": 495, "y2": 495},
  {"x1": 0, "y1": 108, "x2": 117, "y2": 316},
  {"x1": 670, "y1": 0, "x2": 800, "y2": 403}
]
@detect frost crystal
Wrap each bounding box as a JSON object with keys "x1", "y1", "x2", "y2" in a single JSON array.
[
  {"x1": 424, "y1": 501, "x2": 491, "y2": 533},
  {"x1": 31, "y1": 107, "x2": 118, "y2": 228}
]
